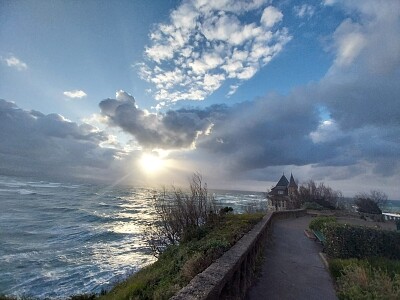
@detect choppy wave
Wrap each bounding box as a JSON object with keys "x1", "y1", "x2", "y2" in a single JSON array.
[{"x1": 0, "y1": 175, "x2": 266, "y2": 299}]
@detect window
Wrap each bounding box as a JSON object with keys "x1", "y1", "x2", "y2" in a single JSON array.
[{"x1": 278, "y1": 190, "x2": 284, "y2": 195}]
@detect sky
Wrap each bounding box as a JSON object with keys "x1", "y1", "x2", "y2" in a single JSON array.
[{"x1": 1, "y1": 0, "x2": 399, "y2": 198}]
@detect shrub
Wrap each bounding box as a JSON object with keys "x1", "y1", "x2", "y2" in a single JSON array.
[
  {"x1": 302, "y1": 201, "x2": 324, "y2": 210},
  {"x1": 309, "y1": 216, "x2": 336, "y2": 232},
  {"x1": 331, "y1": 258, "x2": 400, "y2": 281},
  {"x1": 337, "y1": 264, "x2": 400, "y2": 299},
  {"x1": 354, "y1": 197, "x2": 382, "y2": 214},
  {"x1": 219, "y1": 206, "x2": 233, "y2": 215},
  {"x1": 69, "y1": 295, "x2": 97, "y2": 300},
  {"x1": 146, "y1": 173, "x2": 217, "y2": 256},
  {"x1": 329, "y1": 258, "x2": 361, "y2": 279},
  {"x1": 324, "y1": 223, "x2": 400, "y2": 259},
  {"x1": 296, "y1": 180, "x2": 342, "y2": 209}
]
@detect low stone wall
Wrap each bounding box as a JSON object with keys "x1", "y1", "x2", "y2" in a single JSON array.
[{"x1": 171, "y1": 209, "x2": 306, "y2": 300}]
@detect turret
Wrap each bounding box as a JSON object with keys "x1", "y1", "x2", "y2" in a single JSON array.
[{"x1": 288, "y1": 173, "x2": 298, "y2": 196}]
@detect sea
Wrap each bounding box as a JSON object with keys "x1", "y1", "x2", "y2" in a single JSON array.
[{"x1": 0, "y1": 175, "x2": 266, "y2": 299}]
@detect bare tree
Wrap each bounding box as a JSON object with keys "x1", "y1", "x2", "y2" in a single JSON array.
[
  {"x1": 296, "y1": 180, "x2": 343, "y2": 209},
  {"x1": 145, "y1": 173, "x2": 217, "y2": 257}
]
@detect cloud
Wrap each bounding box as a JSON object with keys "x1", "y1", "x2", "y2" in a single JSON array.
[
  {"x1": 139, "y1": 0, "x2": 290, "y2": 103},
  {"x1": 331, "y1": 20, "x2": 367, "y2": 68},
  {"x1": 142, "y1": 0, "x2": 399, "y2": 191},
  {"x1": 1, "y1": 55, "x2": 28, "y2": 71},
  {"x1": 260, "y1": 6, "x2": 283, "y2": 28},
  {"x1": 328, "y1": 0, "x2": 400, "y2": 74},
  {"x1": 309, "y1": 120, "x2": 344, "y2": 143},
  {"x1": 293, "y1": 4, "x2": 315, "y2": 19},
  {"x1": 0, "y1": 99, "x2": 123, "y2": 181},
  {"x1": 63, "y1": 90, "x2": 87, "y2": 99},
  {"x1": 99, "y1": 90, "x2": 224, "y2": 150}
]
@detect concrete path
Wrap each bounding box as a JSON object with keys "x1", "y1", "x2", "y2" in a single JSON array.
[{"x1": 246, "y1": 216, "x2": 338, "y2": 300}]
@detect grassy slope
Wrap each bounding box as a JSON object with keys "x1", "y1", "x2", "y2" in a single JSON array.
[{"x1": 100, "y1": 213, "x2": 264, "y2": 300}]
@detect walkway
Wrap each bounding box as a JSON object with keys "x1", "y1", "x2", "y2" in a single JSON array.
[{"x1": 246, "y1": 215, "x2": 337, "y2": 300}]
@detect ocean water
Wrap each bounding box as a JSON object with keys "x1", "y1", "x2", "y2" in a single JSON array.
[{"x1": 0, "y1": 175, "x2": 266, "y2": 299}]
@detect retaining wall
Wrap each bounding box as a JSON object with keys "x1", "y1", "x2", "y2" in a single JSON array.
[{"x1": 171, "y1": 209, "x2": 306, "y2": 300}]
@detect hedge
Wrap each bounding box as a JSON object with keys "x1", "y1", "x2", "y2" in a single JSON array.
[
  {"x1": 324, "y1": 223, "x2": 400, "y2": 259},
  {"x1": 309, "y1": 216, "x2": 336, "y2": 232}
]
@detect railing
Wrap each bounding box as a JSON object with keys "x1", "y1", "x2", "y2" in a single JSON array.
[
  {"x1": 171, "y1": 209, "x2": 306, "y2": 300},
  {"x1": 383, "y1": 212, "x2": 400, "y2": 221}
]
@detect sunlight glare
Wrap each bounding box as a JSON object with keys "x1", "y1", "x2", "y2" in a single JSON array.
[{"x1": 139, "y1": 153, "x2": 164, "y2": 174}]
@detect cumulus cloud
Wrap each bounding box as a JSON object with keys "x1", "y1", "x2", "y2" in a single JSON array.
[
  {"x1": 139, "y1": 0, "x2": 290, "y2": 103},
  {"x1": 99, "y1": 90, "x2": 224, "y2": 150},
  {"x1": 136, "y1": 0, "x2": 399, "y2": 190},
  {"x1": 0, "y1": 99, "x2": 123, "y2": 181},
  {"x1": 261, "y1": 6, "x2": 283, "y2": 28},
  {"x1": 63, "y1": 90, "x2": 87, "y2": 99},
  {"x1": 1, "y1": 55, "x2": 28, "y2": 71}
]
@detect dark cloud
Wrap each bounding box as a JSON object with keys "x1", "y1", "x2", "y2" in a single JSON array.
[
  {"x1": 99, "y1": 91, "x2": 226, "y2": 149},
  {"x1": 0, "y1": 99, "x2": 122, "y2": 181}
]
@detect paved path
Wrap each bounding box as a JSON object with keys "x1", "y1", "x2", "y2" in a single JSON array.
[{"x1": 246, "y1": 216, "x2": 338, "y2": 300}]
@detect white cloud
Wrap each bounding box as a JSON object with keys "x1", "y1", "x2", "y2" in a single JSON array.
[
  {"x1": 193, "y1": 0, "x2": 267, "y2": 14},
  {"x1": 203, "y1": 73, "x2": 225, "y2": 92},
  {"x1": 261, "y1": 6, "x2": 283, "y2": 28},
  {"x1": 293, "y1": 4, "x2": 315, "y2": 19},
  {"x1": 227, "y1": 84, "x2": 240, "y2": 97},
  {"x1": 237, "y1": 66, "x2": 258, "y2": 80},
  {"x1": 332, "y1": 20, "x2": 367, "y2": 68},
  {"x1": 63, "y1": 90, "x2": 87, "y2": 99},
  {"x1": 139, "y1": 0, "x2": 290, "y2": 103},
  {"x1": 1, "y1": 55, "x2": 28, "y2": 71},
  {"x1": 323, "y1": 0, "x2": 337, "y2": 6},
  {"x1": 310, "y1": 120, "x2": 343, "y2": 143}
]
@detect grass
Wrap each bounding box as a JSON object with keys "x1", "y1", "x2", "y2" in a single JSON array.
[
  {"x1": 99, "y1": 212, "x2": 264, "y2": 300},
  {"x1": 329, "y1": 258, "x2": 400, "y2": 299}
]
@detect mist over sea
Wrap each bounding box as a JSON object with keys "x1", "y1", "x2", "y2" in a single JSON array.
[{"x1": 0, "y1": 175, "x2": 266, "y2": 299}]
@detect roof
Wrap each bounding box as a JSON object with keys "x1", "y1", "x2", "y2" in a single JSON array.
[
  {"x1": 276, "y1": 174, "x2": 289, "y2": 187},
  {"x1": 288, "y1": 173, "x2": 298, "y2": 188}
]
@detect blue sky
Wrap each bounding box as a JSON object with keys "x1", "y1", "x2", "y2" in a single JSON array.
[{"x1": 1, "y1": 0, "x2": 399, "y2": 198}]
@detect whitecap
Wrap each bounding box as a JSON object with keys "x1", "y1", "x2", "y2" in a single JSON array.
[{"x1": 17, "y1": 189, "x2": 37, "y2": 195}]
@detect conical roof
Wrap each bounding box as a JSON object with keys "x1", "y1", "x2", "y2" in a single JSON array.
[
  {"x1": 288, "y1": 173, "x2": 298, "y2": 188},
  {"x1": 276, "y1": 174, "x2": 289, "y2": 187}
]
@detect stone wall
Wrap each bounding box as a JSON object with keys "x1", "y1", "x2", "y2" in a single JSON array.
[{"x1": 171, "y1": 209, "x2": 306, "y2": 300}]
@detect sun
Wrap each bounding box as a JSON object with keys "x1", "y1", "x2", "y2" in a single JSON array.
[{"x1": 139, "y1": 153, "x2": 165, "y2": 174}]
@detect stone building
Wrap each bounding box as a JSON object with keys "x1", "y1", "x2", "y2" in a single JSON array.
[{"x1": 267, "y1": 173, "x2": 298, "y2": 211}]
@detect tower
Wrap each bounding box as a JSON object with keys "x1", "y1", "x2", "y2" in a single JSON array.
[{"x1": 288, "y1": 173, "x2": 298, "y2": 197}]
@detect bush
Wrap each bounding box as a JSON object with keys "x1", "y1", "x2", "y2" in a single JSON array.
[
  {"x1": 302, "y1": 202, "x2": 324, "y2": 210},
  {"x1": 336, "y1": 264, "x2": 400, "y2": 299},
  {"x1": 324, "y1": 223, "x2": 400, "y2": 259},
  {"x1": 329, "y1": 258, "x2": 361, "y2": 279},
  {"x1": 309, "y1": 216, "x2": 336, "y2": 232},
  {"x1": 69, "y1": 295, "x2": 97, "y2": 300},
  {"x1": 146, "y1": 173, "x2": 217, "y2": 256},
  {"x1": 296, "y1": 180, "x2": 342, "y2": 209},
  {"x1": 354, "y1": 197, "x2": 382, "y2": 214}
]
